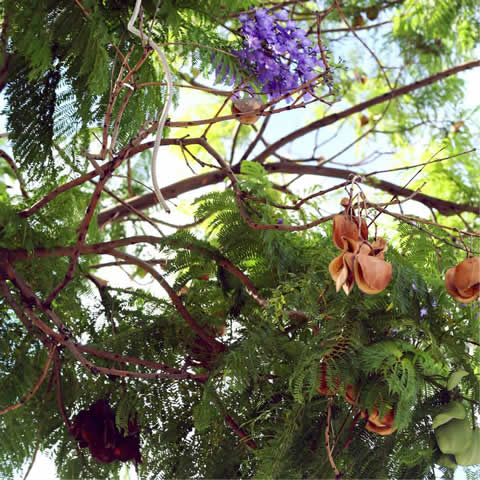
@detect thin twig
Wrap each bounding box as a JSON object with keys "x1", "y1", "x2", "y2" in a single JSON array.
[
  {"x1": 0, "y1": 347, "x2": 56, "y2": 415},
  {"x1": 0, "y1": 149, "x2": 29, "y2": 199},
  {"x1": 22, "y1": 438, "x2": 40, "y2": 480},
  {"x1": 325, "y1": 402, "x2": 341, "y2": 477}
]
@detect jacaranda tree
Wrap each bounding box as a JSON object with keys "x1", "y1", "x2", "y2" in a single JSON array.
[{"x1": 0, "y1": 0, "x2": 479, "y2": 478}]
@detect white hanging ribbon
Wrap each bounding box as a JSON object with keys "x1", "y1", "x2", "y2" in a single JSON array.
[{"x1": 128, "y1": 0, "x2": 173, "y2": 213}]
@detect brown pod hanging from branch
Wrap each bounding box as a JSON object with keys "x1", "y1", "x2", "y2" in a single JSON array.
[
  {"x1": 329, "y1": 236, "x2": 392, "y2": 295},
  {"x1": 331, "y1": 213, "x2": 368, "y2": 250},
  {"x1": 354, "y1": 239, "x2": 392, "y2": 295},
  {"x1": 354, "y1": 251, "x2": 392, "y2": 294},
  {"x1": 445, "y1": 257, "x2": 480, "y2": 303},
  {"x1": 231, "y1": 98, "x2": 264, "y2": 125}
]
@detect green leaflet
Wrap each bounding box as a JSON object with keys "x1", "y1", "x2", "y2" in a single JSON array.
[{"x1": 447, "y1": 369, "x2": 469, "y2": 391}]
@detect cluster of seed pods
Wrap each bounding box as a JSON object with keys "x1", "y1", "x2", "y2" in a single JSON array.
[
  {"x1": 328, "y1": 201, "x2": 392, "y2": 295},
  {"x1": 71, "y1": 399, "x2": 141, "y2": 464}
]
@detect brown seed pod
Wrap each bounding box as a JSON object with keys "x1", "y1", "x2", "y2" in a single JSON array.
[
  {"x1": 445, "y1": 257, "x2": 480, "y2": 303},
  {"x1": 231, "y1": 98, "x2": 264, "y2": 125},
  {"x1": 329, "y1": 236, "x2": 392, "y2": 296},
  {"x1": 352, "y1": 14, "x2": 366, "y2": 28},
  {"x1": 365, "y1": 6, "x2": 379, "y2": 20},
  {"x1": 367, "y1": 407, "x2": 395, "y2": 428},
  {"x1": 365, "y1": 421, "x2": 397, "y2": 436},
  {"x1": 363, "y1": 405, "x2": 397, "y2": 435},
  {"x1": 354, "y1": 253, "x2": 393, "y2": 295},
  {"x1": 329, "y1": 251, "x2": 354, "y2": 294},
  {"x1": 332, "y1": 214, "x2": 368, "y2": 250}
]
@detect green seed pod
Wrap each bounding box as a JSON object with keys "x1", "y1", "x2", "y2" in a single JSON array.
[
  {"x1": 456, "y1": 430, "x2": 480, "y2": 466},
  {"x1": 437, "y1": 454, "x2": 457, "y2": 470},
  {"x1": 432, "y1": 401, "x2": 466, "y2": 429},
  {"x1": 435, "y1": 419, "x2": 473, "y2": 455}
]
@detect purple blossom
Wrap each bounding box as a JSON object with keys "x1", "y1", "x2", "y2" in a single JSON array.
[
  {"x1": 420, "y1": 308, "x2": 428, "y2": 317},
  {"x1": 229, "y1": 9, "x2": 328, "y2": 101},
  {"x1": 412, "y1": 283, "x2": 417, "y2": 291},
  {"x1": 277, "y1": 218, "x2": 284, "y2": 224},
  {"x1": 275, "y1": 10, "x2": 288, "y2": 21},
  {"x1": 432, "y1": 299, "x2": 438, "y2": 308},
  {"x1": 286, "y1": 20, "x2": 297, "y2": 30}
]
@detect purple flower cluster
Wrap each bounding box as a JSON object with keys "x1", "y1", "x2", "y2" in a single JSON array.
[{"x1": 233, "y1": 9, "x2": 326, "y2": 101}]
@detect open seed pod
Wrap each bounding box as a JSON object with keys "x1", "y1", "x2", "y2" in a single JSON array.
[
  {"x1": 231, "y1": 98, "x2": 264, "y2": 125},
  {"x1": 354, "y1": 250, "x2": 393, "y2": 294},
  {"x1": 366, "y1": 407, "x2": 395, "y2": 428},
  {"x1": 445, "y1": 257, "x2": 480, "y2": 303},
  {"x1": 364, "y1": 406, "x2": 397, "y2": 435},
  {"x1": 332, "y1": 211, "x2": 368, "y2": 250},
  {"x1": 365, "y1": 421, "x2": 397, "y2": 436},
  {"x1": 329, "y1": 251, "x2": 354, "y2": 294},
  {"x1": 329, "y1": 237, "x2": 392, "y2": 295},
  {"x1": 328, "y1": 237, "x2": 360, "y2": 295}
]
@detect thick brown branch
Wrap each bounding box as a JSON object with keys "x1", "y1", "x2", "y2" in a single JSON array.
[
  {"x1": 263, "y1": 162, "x2": 480, "y2": 216},
  {"x1": 252, "y1": 60, "x2": 480, "y2": 164},
  {"x1": 97, "y1": 158, "x2": 479, "y2": 226},
  {"x1": 1, "y1": 235, "x2": 309, "y2": 322}
]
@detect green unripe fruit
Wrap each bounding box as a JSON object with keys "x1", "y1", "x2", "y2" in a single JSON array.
[
  {"x1": 456, "y1": 430, "x2": 480, "y2": 466},
  {"x1": 437, "y1": 454, "x2": 457, "y2": 470},
  {"x1": 435, "y1": 419, "x2": 472, "y2": 455},
  {"x1": 432, "y1": 401, "x2": 466, "y2": 429}
]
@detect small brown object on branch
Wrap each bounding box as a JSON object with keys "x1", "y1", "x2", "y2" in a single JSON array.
[
  {"x1": 352, "y1": 14, "x2": 366, "y2": 28},
  {"x1": 359, "y1": 114, "x2": 369, "y2": 126},
  {"x1": 451, "y1": 121, "x2": 464, "y2": 133},
  {"x1": 365, "y1": 6, "x2": 379, "y2": 21},
  {"x1": 231, "y1": 98, "x2": 264, "y2": 125}
]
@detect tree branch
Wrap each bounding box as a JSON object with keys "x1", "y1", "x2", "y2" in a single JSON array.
[
  {"x1": 97, "y1": 158, "x2": 479, "y2": 226},
  {"x1": 108, "y1": 249, "x2": 225, "y2": 353},
  {"x1": 0, "y1": 149, "x2": 29, "y2": 199},
  {"x1": 252, "y1": 60, "x2": 480, "y2": 164}
]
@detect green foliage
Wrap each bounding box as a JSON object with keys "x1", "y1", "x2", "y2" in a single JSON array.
[{"x1": 0, "y1": 0, "x2": 480, "y2": 479}]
